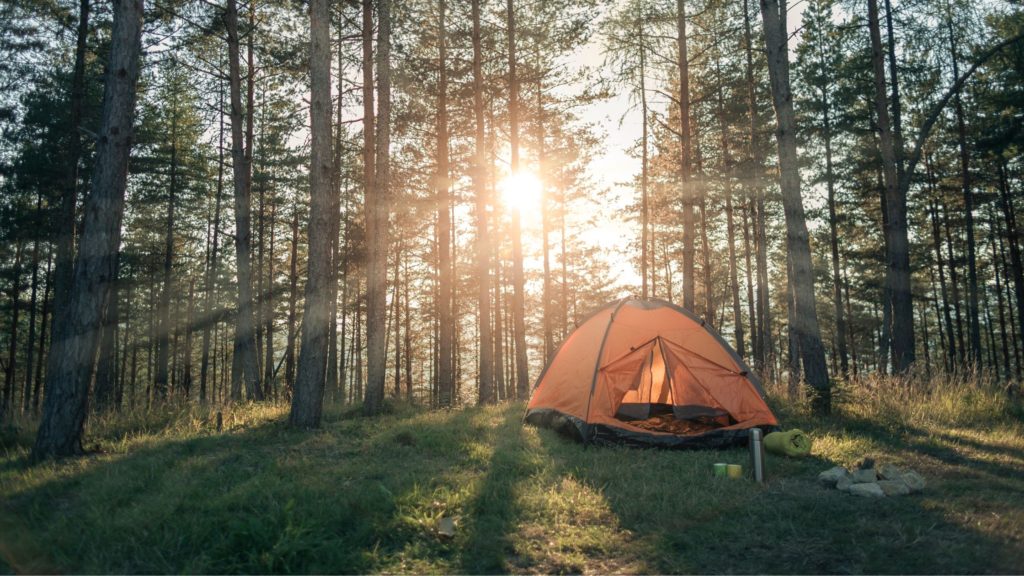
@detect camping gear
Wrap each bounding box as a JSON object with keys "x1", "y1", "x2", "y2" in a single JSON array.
[
  {"x1": 524, "y1": 298, "x2": 778, "y2": 449},
  {"x1": 727, "y1": 464, "x2": 743, "y2": 478},
  {"x1": 764, "y1": 429, "x2": 812, "y2": 457},
  {"x1": 714, "y1": 463, "x2": 728, "y2": 477},
  {"x1": 750, "y1": 428, "x2": 766, "y2": 483}
]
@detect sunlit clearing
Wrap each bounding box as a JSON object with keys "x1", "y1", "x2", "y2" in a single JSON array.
[{"x1": 499, "y1": 171, "x2": 543, "y2": 214}]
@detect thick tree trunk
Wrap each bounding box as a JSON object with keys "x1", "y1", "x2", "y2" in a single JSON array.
[
  {"x1": 32, "y1": 0, "x2": 143, "y2": 459},
  {"x1": 290, "y1": 0, "x2": 333, "y2": 428},
  {"x1": 867, "y1": 0, "x2": 914, "y2": 372},
  {"x1": 48, "y1": 0, "x2": 91, "y2": 382},
  {"x1": 363, "y1": 0, "x2": 391, "y2": 415},
  {"x1": 759, "y1": 0, "x2": 831, "y2": 413},
  {"x1": 471, "y1": 0, "x2": 494, "y2": 405},
  {"x1": 225, "y1": 0, "x2": 263, "y2": 401}
]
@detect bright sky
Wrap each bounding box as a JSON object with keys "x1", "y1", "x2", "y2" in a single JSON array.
[{"x1": 532, "y1": 1, "x2": 810, "y2": 297}]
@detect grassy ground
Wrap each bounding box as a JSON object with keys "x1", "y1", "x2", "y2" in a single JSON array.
[{"x1": 1, "y1": 376, "x2": 1023, "y2": 574}]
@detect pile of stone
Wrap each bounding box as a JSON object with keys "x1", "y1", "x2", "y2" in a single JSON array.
[{"x1": 818, "y1": 459, "x2": 926, "y2": 498}]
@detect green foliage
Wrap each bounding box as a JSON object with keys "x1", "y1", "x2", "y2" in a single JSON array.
[{"x1": 2, "y1": 381, "x2": 1023, "y2": 573}]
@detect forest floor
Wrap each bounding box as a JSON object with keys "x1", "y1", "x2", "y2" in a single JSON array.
[{"x1": 1, "y1": 377, "x2": 1023, "y2": 574}]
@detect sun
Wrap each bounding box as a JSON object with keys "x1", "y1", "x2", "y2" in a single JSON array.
[{"x1": 499, "y1": 171, "x2": 543, "y2": 214}]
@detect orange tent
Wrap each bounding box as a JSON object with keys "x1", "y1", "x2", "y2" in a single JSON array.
[{"x1": 525, "y1": 298, "x2": 778, "y2": 448}]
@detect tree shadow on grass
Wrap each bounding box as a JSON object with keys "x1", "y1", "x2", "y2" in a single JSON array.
[
  {"x1": 531, "y1": 422, "x2": 1023, "y2": 574},
  {"x1": 836, "y1": 415, "x2": 1024, "y2": 482},
  {"x1": 0, "y1": 406, "x2": 518, "y2": 574},
  {"x1": 457, "y1": 409, "x2": 533, "y2": 574}
]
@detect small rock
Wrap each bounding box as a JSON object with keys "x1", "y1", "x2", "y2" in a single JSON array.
[
  {"x1": 901, "y1": 470, "x2": 926, "y2": 493},
  {"x1": 818, "y1": 466, "x2": 849, "y2": 486},
  {"x1": 877, "y1": 479, "x2": 911, "y2": 496},
  {"x1": 849, "y1": 482, "x2": 886, "y2": 498},
  {"x1": 851, "y1": 468, "x2": 878, "y2": 483},
  {"x1": 836, "y1": 476, "x2": 854, "y2": 492},
  {"x1": 877, "y1": 463, "x2": 902, "y2": 480}
]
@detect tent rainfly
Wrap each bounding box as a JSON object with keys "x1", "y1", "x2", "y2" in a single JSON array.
[{"x1": 524, "y1": 298, "x2": 778, "y2": 449}]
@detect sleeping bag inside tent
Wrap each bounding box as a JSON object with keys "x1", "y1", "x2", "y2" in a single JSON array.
[{"x1": 524, "y1": 298, "x2": 778, "y2": 448}]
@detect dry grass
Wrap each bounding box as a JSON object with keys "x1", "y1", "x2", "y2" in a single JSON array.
[{"x1": 1, "y1": 375, "x2": 1022, "y2": 574}]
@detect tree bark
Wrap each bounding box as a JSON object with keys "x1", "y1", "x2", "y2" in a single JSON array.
[
  {"x1": 997, "y1": 159, "x2": 1024, "y2": 373},
  {"x1": 93, "y1": 259, "x2": 119, "y2": 412},
  {"x1": 867, "y1": 0, "x2": 914, "y2": 372},
  {"x1": 285, "y1": 208, "x2": 299, "y2": 393},
  {"x1": 290, "y1": 0, "x2": 334, "y2": 428},
  {"x1": 638, "y1": 12, "x2": 650, "y2": 300},
  {"x1": 48, "y1": 0, "x2": 91, "y2": 386},
  {"x1": 154, "y1": 124, "x2": 178, "y2": 400},
  {"x1": 946, "y1": 11, "x2": 981, "y2": 366},
  {"x1": 719, "y1": 111, "x2": 744, "y2": 356},
  {"x1": 759, "y1": 0, "x2": 831, "y2": 413},
  {"x1": 943, "y1": 202, "x2": 966, "y2": 365},
  {"x1": 22, "y1": 194, "x2": 42, "y2": 414},
  {"x1": 32, "y1": 254, "x2": 52, "y2": 415},
  {"x1": 677, "y1": 0, "x2": 694, "y2": 310},
  {"x1": 327, "y1": 23, "x2": 345, "y2": 403},
  {"x1": 225, "y1": 0, "x2": 263, "y2": 401},
  {"x1": 929, "y1": 196, "x2": 956, "y2": 371},
  {"x1": 538, "y1": 72, "x2": 553, "y2": 362},
  {"x1": 3, "y1": 240, "x2": 24, "y2": 418},
  {"x1": 33, "y1": 0, "x2": 143, "y2": 459},
  {"x1": 745, "y1": 0, "x2": 770, "y2": 372},
  {"x1": 989, "y1": 207, "x2": 1011, "y2": 378},
  {"x1": 435, "y1": 0, "x2": 454, "y2": 407},
  {"x1": 508, "y1": 0, "x2": 529, "y2": 399},
  {"x1": 471, "y1": 0, "x2": 494, "y2": 405},
  {"x1": 200, "y1": 72, "x2": 226, "y2": 404},
  {"x1": 363, "y1": 0, "x2": 391, "y2": 415}
]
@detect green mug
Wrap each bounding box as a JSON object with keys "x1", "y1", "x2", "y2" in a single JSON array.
[{"x1": 713, "y1": 463, "x2": 728, "y2": 477}]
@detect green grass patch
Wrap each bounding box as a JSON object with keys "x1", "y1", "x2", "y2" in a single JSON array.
[{"x1": 2, "y1": 378, "x2": 1023, "y2": 574}]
